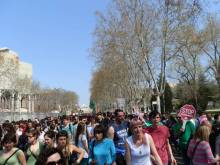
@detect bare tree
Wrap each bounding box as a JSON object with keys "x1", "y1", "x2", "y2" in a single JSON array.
[
  {"x1": 91, "y1": 0, "x2": 201, "y2": 112},
  {"x1": 202, "y1": 16, "x2": 220, "y2": 95},
  {"x1": 171, "y1": 25, "x2": 203, "y2": 107}
]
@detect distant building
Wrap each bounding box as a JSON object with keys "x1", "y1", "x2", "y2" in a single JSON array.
[
  {"x1": 0, "y1": 48, "x2": 32, "y2": 90},
  {"x1": 0, "y1": 48, "x2": 33, "y2": 116},
  {"x1": 80, "y1": 104, "x2": 92, "y2": 113}
]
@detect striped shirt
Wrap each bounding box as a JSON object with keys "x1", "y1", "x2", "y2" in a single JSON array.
[{"x1": 187, "y1": 139, "x2": 217, "y2": 165}]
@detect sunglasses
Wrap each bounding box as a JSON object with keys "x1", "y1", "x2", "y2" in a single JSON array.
[{"x1": 47, "y1": 159, "x2": 64, "y2": 165}]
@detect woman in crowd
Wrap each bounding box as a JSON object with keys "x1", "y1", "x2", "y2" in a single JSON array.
[
  {"x1": 187, "y1": 125, "x2": 220, "y2": 165},
  {"x1": 35, "y1": 123, "x2": 45, "y2": 143},
  {"x1": 86, "y1": 117, "x2": 96, "y2": 142},
  {"x1": 44, "y1": 131, "x2": 56, "y2": 149},
  {"x1": 35, "y1": 147, "x2": 66, "y2": 165},
  {"x1": 25, "y1": 129, "x2": 44, "y2": 165},
  {"x1": 0, "y1": 132, "x2": 26, "y2": 165},
  {"x1": 75, "y1": 122, "x2": 89, "y2": 165},
  {"x1": 89, "y1": 124, "x2": 116, "y2": 165},
  {"x1": 125, "y1": 118, "x2": 163, "y2": 165},
  {"x1": 56, "y1": 130, "x2": 84, "y2": 165}
]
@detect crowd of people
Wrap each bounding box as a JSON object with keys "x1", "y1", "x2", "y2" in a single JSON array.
[{"x1": 0, "y1": 107, "x2": 220, "y2": 165}]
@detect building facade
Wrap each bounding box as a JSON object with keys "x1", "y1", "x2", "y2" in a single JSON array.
[{"x1": 0, "y1": 48, "x2": 34, "y2": 119}]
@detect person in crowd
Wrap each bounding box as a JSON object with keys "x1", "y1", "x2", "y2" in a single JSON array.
[
  {"x1": 210, "y1": 114, "x2": 220, "y2": 155},
  {"x1": 35, "y1": 147, "x2": 66, "y2": 165},
  {"x1": 44, "y1": 131, "x2": 56, "y2": 149},
  {"x1": 108, "y1": 109, "x2": 129, "y2": 165},
  {"x1": 170, "y1": 116, "x2": 182, "y2": 152},
  {"x1": 75, "y1": 122, "x2": 89, "y2": 165},
  {"x1": 15, "y1": 122, "x2": 23, "y2": 138},
  {"x1": 206, "y1": 113, "x2": 214, "y2": 124},
  {"x1": 213, "y1": 114, "x2": 220, "y2": 128},
  {"x1": 215, "y1": 132, "x2": 220, "y2": 165},
  {"x1": 27, "y1": 121, "x2": 34, "y2": 132},
  {"x1": 17, "y1": 122, "x2": 28, "y2": 151},
  {"x1": 125, "y1": 118, "x2": 162, "y2": 165},
  {"x1": 71, "y1": 116, "x2": 79, "y2": 145},
  {"x1": 96, "y1": 112, "x2": 104, "y2": 125},
  {"x1": 56, "y1": 130, "x2": 84, "y2": 165},
  {"x1": 0, "y1": 132, "x2": 26, "y2": 165},
  {"x1": 25, "y1": 129, "x2": 44, "y2": 165},
  {"x1": 144, "y1": 110, "x2": 176, "y2": 165},
  {"x1": 58, "y1": 116, "x2": 74, "y2": 144},
  {"x1": 187, "y1": 125, "x2": 220, "y2": 165},
  {"x1": 86, "y1": 117, "x2": 96, "y2": 142},
  {"x1": 2, "y1": 123, "x2": 16, "y2": 137},
  {"x1": 178, "y1": 105, "x2": 196, "y2": 165},
  {"x1": 35, "y1": 123, "x2": 45, "y2": 143},
  {"x1": 89, "y1": 124, "x2": 116, "y2": 165},
  {"x1": 49, "y1": 123, "x2": 59, "y2": 134}
]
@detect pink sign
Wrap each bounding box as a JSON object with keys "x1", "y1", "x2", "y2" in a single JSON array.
[{"x1": 178, "y1": 104, "x2": 196, "y2": 120}]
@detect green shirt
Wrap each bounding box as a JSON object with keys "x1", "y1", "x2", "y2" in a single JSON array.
[
  {"x1": 26, "y1": 142, "x2": 44, "y2": 165},
  {"x1": 0, "y1": 148, "x2": 22, "y2": 165},
  {"x1": 171, "y1": 122, "x2": 182, "y2": 137},
  {"x1": 179, "y1": 120, "x2": 195, "y2": 150},
  {"x1": 144, "y1": 121, "x2": 163, "y2": 127}
]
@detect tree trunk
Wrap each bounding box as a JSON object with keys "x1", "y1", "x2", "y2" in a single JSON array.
[{"x1": 157, "y1": 95, "x2": 161, "y2": 113}]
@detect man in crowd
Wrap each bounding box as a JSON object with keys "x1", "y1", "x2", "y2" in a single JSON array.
[
  {"x1": 58, "y1": 115, "x2": 74, "y2": 144},
  {"x1": 178, "y1": 104, "x2": 196, "y2": 165},
  {"x1": 144, "y1": 110, "x2": 177, "y2": 165},
  {"x1": 108, "y1": 109, "x2": 129, "y2": 165}
]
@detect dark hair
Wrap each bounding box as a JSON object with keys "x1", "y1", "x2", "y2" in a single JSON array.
[
  {"x1": 56, "y1": 130, "x2": 68, "y2": 141},
  {"x1": 35, "y1": 123, "x2": 41, "y2": 128},
  {"x1": 149, "y1": 110, "x2": 160, "y2": 120},
  {"x1": 44, "y1": 131, "x2": 56, "y2": 140},
  {"x1": 27, "y1": 128, "x2": 39, "y2": 138},
  {"x1": 93, "y1": 124, "x2": 106, "y2": 139},
  {"x1": 75, "y1": 122, "x2": 86, "y2": 146},
  {"x1": 114, "y1": 109, "x2": 123, "y2": 116},
  {"x1": 35, "y1": 147, "x2": 65, "y2": 165},
  {"x1": 214, "y1": 114, "x2": 220, "y2": 120},
  {"x1": 97, "y1": 112, "x2": 102, "y2": 116},
  {"x1": 62, "y1": 115, "x2": 69, "y2": 121},
  {"x1": 3, "y1": 123, "x2": 15, "y2": 134},
  {"x1": 2, "y1": 132, "x2": 17, "y2": 144}
]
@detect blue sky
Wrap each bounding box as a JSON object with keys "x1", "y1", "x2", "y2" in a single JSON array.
[{"x1": 0, "y1": 0, "x2": 110, "y2": 106}]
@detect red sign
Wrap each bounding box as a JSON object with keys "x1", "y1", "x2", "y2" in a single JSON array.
[{"x1": 178, "y1": 104, "x2": 196, "y2": 120}]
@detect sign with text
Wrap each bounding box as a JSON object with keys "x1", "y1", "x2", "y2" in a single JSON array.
[{"x1": 178, "y1": 104, "x2": 196, "y2": 120}]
